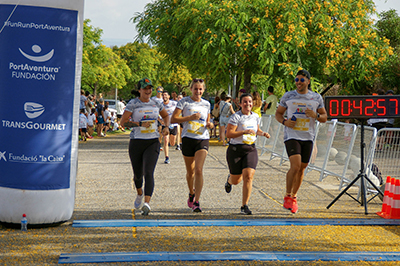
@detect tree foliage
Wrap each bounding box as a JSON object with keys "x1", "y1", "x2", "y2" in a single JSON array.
[
  {"x1": 376, "y1": 9, "x2": 400, "y2": 90},
  {"x1": 133, "y1": 0, "x2": 393, "y2": 96},
  {"x1": 81, "y1": 19, "x2": 131, "y2": 96},
  {"x1": 113, "y1": 42, "x2": 192, "y2": 97}
]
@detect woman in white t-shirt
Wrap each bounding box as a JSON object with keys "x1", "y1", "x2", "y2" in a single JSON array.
[
  {"x1": 224, "y1": 93, "x2": 270, "y2": 215},
  {"x1": 171, "y1": 79, "x2": 214, "y2": 212},
  {"x1": 120, "y1": 78, "x2": 170, "y2": 216}
]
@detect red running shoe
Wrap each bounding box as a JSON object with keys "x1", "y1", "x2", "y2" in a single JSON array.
[
  {"x1": 283, "y1": 196, "x2": 293, "y2": 210},
  {"x1": 291, "y1": 197, "x2": 298, "y2": 214}
]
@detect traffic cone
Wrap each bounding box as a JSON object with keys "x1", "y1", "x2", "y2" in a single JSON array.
[
  {"x1": 387, "y1": 179, "x2": 400, "y2": 219},
  {"x1": 377, "y1": 176, "x2": 392, "y2": 218},
  {"x1": 385, "y1": 177, "x2": 396, "y2": 218}
]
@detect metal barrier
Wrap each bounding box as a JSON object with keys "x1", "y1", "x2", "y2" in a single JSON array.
[
  {"x1": 372, "y1": 128, "x2": 400, "y2": 180},
  {"x1": 259, "y1": 117, "x2": 382, "y2": 194}
]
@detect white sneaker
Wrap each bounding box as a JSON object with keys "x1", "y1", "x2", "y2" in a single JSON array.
[
  {"x1": 134, "y1": 194, "x2": 144, "y2": 209},
  {"x1": 142, "y1": 202, "x2": 151, "y2": 216}
]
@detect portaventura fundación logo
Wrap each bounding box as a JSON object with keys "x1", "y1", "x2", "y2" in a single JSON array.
[
  {"x1": 9, "y1": 44, "x2": 60, "y2": 81},
  {"x1": 19, "y1": 44, "x2": 54, "y2": 62}
]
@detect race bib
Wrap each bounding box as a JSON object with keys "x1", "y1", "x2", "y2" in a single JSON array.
[
  {"x1": 293, "y1": 118, "x2": 310, "y2": 131},
  {"x1": 188, "y1": 121, "x2": 205, "y2": 135},
  {"x1": 140, "y1": 120, "x2": 156, "y2": 134},
  {"x1": 243, "y1": 134, "x2": 256, "y2": 145}
]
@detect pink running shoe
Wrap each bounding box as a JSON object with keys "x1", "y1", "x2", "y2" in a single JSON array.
[{"x1": 187, "y1": 193, "x2": 195, "y2": 208}]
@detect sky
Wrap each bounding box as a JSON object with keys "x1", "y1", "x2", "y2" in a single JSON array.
[{"x1": 84, "y1": 0, "x2": 400, "y2": 47}]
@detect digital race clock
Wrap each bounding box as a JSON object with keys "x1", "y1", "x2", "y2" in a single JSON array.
[{"x1": 325, "y1": 95, "x2": 400, "y2": 119}]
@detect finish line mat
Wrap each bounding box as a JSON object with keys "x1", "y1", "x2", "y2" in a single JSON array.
[
  {"x1": 59, "y1": 251, "x2": 400, "y2": 263},
  {"x1": 72, "y1": 218, "x2": 400, "y2": 227}
]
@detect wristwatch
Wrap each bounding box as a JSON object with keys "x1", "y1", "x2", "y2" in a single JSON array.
[{"x1": 317, "y1": 113, "x2": 320, "y2": 119}]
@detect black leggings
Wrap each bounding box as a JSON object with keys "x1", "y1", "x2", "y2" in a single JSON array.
[{"x1": 129, "y1": 138, "x2": 160, "y2": 197}]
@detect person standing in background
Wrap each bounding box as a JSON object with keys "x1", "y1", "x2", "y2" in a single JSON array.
[
  {"x1": 264, "y1": 86, "x2": 278, "y2": 115},
  {"x1": 251, "y1": 91, "x2": 262, "y2": 117}
]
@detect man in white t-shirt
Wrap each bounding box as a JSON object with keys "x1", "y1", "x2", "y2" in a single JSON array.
[{"x1": 275, "y1": 69, "x2": 327, "y2": 214}]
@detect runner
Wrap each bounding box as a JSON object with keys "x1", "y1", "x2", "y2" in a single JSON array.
[
  {"x1": 120, "y1": 78, "x2": 170, "y2": 216},
  {"x1": 275, "y1": 69, "x2": 327, "y2": 214},
  {"x1": 171, "y1": 79, "x2": 214, "y2": 212},
  {"x1": 161, "y1": 91, "x2": 178, "y2": 164},
  {"x1": 224, "y1": 93, "x2": 270, "y2": 215}
]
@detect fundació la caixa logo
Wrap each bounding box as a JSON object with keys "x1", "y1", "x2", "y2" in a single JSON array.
[
  {"x1": 19, "y1": 44, "x2": 54, "y2": 63},
  {"x1": 24, "y1": 102, "x2": 45, "y2": 119},
  {"x1": 0, "y1": 151, "x2": 6, "y2": 162}
]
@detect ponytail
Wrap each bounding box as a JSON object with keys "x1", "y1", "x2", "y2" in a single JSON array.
[{"x1": 131, "y1": 81, "x2": 141, "y2": 97}]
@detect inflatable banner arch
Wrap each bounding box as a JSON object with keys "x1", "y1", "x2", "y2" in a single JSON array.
[{"x1": 0, "y1": 0, "x2": 84, "y2": 224}]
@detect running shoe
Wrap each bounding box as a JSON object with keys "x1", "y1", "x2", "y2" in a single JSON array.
[
  {"x1": 164, "y1": 157, "x2": 170, "y2": 164},
  {"x1": 241, "y1": 205, "x2": 252, "y2": 215},
  {"x1": 225, "y1": 175, "x2": 232, "y2": 193},
  {"x1": 192, "y1": 201, "x2": 202, "y2": 212},
  {"x1": 134, "y1": 194, "x2": 144, "y2": 209},
  {"x1": 283, "y1": 196, "x2": 293, "y2": 211},
  {"x1": 142, "y1": 202, "x2": 151, "y2": 216},
  {"x1": 175, "y1": 145, "x2": 181, "y2": 151},
  {"x1": 291, "y1": 197, "x2": 298, "y2": 214},
  {"x1": 187, "y1": 193, "x2": 195, "y2": 208}
]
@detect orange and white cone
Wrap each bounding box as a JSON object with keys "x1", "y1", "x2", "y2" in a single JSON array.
[
  {"x1": 385, "y1": 177, "x2": 396, "y2": 218},
  {"x1": 377, "y1": 176, "x2": 392, "y2": 218},
  {"x1": 388, "y1": 179, "x2": 400, "y2": 219}
]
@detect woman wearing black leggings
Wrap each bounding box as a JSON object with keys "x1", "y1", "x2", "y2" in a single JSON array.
[{"x1": 120, "y1": 78, "x2": 169, "y2": 215}]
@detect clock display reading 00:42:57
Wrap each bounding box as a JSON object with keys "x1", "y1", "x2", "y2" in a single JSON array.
[{"x1": 325, "y1": 96, "x2": 400, "y2": 119}]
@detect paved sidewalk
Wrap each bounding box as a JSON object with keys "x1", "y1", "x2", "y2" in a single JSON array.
[{"x1": 1, "y1": 132, "x2": 400, "y2": 265}]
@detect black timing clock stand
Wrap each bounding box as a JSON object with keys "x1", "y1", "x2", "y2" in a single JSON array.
[{"x1": 326, "y1": 119, "x2": 384, "y2": 215}]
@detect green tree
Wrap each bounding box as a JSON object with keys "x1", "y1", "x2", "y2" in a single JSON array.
[
  {"x1": 113, "y1": 42, "x2": 192, "y2": 97},
  {"x1": 376, "y1": 9, "x2": 400, "y2": 90},
  {"x1": 81, "y1": 19, "x2": 131, "y2": 97},
  {"x1": 133, "y1": 0, "x2": 393, "y2": 96}
]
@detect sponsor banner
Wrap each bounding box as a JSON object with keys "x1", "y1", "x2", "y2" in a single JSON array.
[{"x1": 0, "y1": 4, "x2": 78, "y2": 190}]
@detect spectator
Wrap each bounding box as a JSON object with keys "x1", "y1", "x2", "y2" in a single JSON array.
[
  {"x1": 79, "y1": 109, "x2": 89, "y2": 141},
  {"x1": 87, "y1": 108, "x2": 96, "y2": 138},
  {"x1": 264, "y1": 86, "x2": 278, "y2": 115},
  {"x1": 251, "y1": 91, "x2": 262, "y2": 117},
  {"x1": 96, "y1": 98, "x2": 105, "y2": 137}
]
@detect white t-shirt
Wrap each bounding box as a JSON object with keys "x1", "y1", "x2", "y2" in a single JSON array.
[
  {"x1": 79, "y1": 113, "x2": 88, "y2": 129},
  {"x1": 279, "y1": 90, "x2": 324, "y2": 142},
  {"x1": 104, "y1": 109, "x2": 111, "y2": 123},
  {"x1": 176, "y1": 96, "x2": 210, "y2": 140},
  {"x1": 228, "y1": 111, "x2": 261, "y2": 145},
  {"x1": 116, "y1": 101, "x2": 126, "y2": 115},
  {"x1": 151, "y1": 96, "x2": 163, "y2": 105},
  {"x1": 125, "y1": 98, "x2": 164, "y2": 139},
  {"x1": 163, "y1": 100, "x2": 178, "y2": 127},
  {"x1": 87, "y1": 113, "x2": 96, "y2": 126}
]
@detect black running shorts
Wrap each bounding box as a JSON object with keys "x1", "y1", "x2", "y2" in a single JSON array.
[
  {"x1": 226, "y1": 144, "x2": 258, "y2": 175},
  {"x1": 181, "y1": 137, "x2": 209, "y2": 157},
  {"x1": 284, "y1": 139, "x2": 313, "y2": 164}
]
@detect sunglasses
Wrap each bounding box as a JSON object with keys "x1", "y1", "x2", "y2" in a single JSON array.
[
  {"x1": 192, "y1": 79, "x2": 204, "y2": 83},
  {"x1": 295, "y1": 78, "x2": 306, "y2": 82}
]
